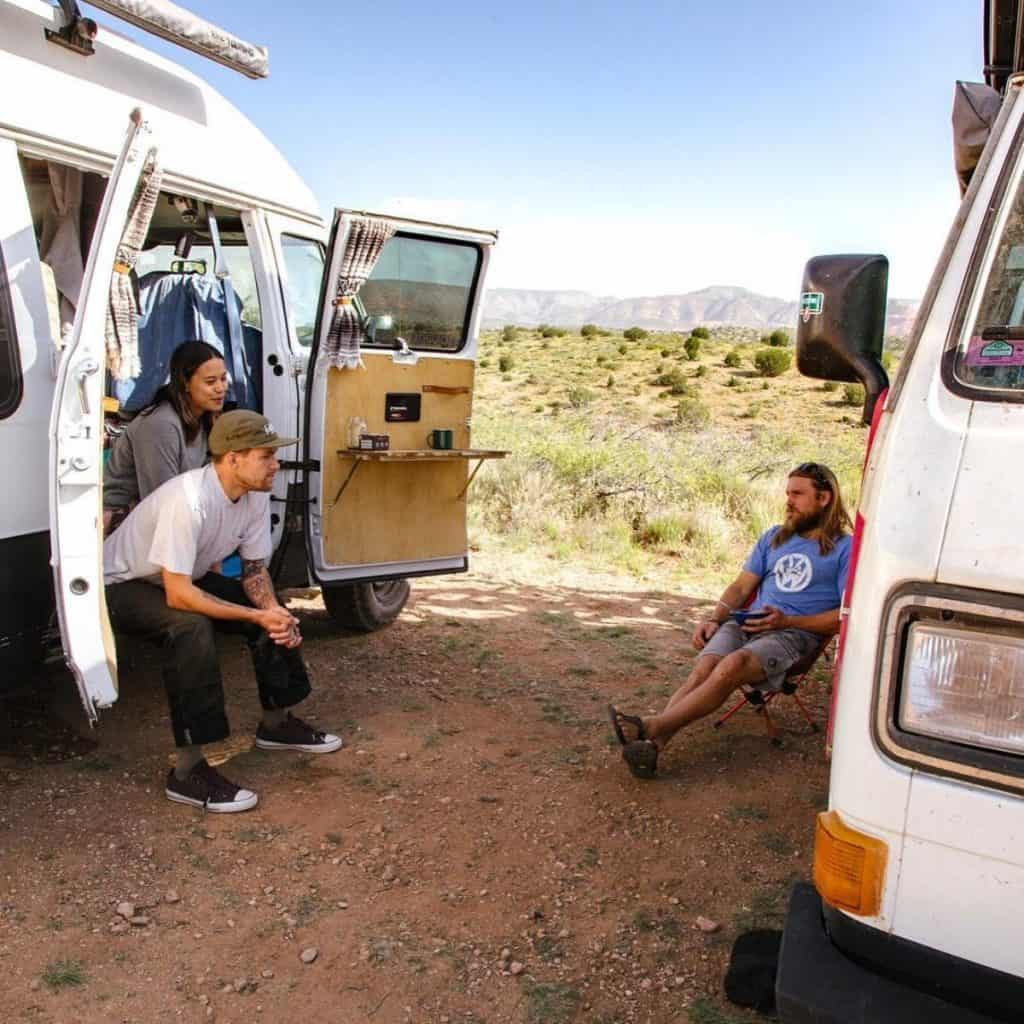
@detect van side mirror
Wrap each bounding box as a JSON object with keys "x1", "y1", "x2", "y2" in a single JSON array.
[{"x1": 796, "y1": 254, "x2": 890, "y2": 424}]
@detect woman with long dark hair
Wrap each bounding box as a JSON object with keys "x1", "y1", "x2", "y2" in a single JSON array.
[{"x1": 104, "y1": 340, "x2": 227, "y2": 530}]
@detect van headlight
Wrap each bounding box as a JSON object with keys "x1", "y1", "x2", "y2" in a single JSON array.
[{"x1": 899, "y1": 622, "x2": 1024, "y2": 756}]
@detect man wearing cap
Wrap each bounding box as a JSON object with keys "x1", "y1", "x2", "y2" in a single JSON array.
[{"x1": 104, "y1": 410, "x2": 343, "y2": 812}]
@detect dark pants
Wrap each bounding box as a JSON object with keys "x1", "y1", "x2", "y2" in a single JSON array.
[{"x1": 105, "y1": 574, "x2": 311, "y2": 748}]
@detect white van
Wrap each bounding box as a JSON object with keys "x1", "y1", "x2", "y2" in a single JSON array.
[
  {"x1": 0, "y1": 0, "x2": 498, "y2": 722},
  {"x1": 775, "y1": 6, "x2": 1024, "y2": 1020}
]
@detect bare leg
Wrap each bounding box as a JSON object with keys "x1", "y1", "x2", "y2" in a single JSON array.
[
  {"x1": 663, "y1": 655, "x2": 720, "y2": 712},
  {"x1": 644, "y1": 649, "x2": 765, "y2": 748}
]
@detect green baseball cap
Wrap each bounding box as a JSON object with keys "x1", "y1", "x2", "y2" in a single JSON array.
[{"x1": 209, "y1": 410, "x2": 298, "y2": 456}]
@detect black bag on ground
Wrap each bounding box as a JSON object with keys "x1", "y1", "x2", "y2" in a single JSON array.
[{"x1": 724, "y1": 929, "x2": 783, "y2": 1014}]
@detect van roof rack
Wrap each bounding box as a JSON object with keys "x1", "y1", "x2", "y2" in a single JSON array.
[
  {"x1": 985, "y1": 0, "x2": 1023, "y2": 95},
  {"x1": 46, "y1": 0, "x2": 269, "y2": 79}
]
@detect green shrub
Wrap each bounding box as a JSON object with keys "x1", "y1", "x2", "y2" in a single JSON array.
[
  {"x1": 501, "y1": 325, "x2": 518, "y2": 342},
  {"x1": 660, "y1": 347, "x2": 673, "y2": 358},
  {"x1": 761, "y1": 380, "x2": 770, "y2": 390},
  {"x1": 541, "y1": 340, "x2": 551, "y2": 349},
  {"x1": 606, "y1": 375, "x2": 615, "y2": 388},
  {"x1": 595, "y1": 354, "x2": 606, "y2": 366},
  {"x1": 655, "y1": 367, "x2": 690, "y2": 395},
  {"x1": 695, "y1": 364, "x2": 709, "y2": 378},
  {"x1": 581, "y1": 323, "x2": 599, "y2": 338},
  {"x1": 768, "y1": 329, "x2": 790, "y2": 347},
  {"x1": 684, "y1": 335, "x2": 702, "y2": 360},
  {"x1": 478, "y1": 358, "x2": 490, "y2": 368},
  {"x1": 690, "y1": 326, "x2": 710, "y2": 339},
  {"x1": 623, "y1": 326, "x2": 648, "y2": 342},
  {"x1": 822, "y1": 380, "x2": 838, "y2": 392},
  {"x1": 753, "y1": 348, "x2": 792, "y2": 377},
  {"x1": 541, "y1": 325, "x2": 566, "y2": 339},
  {"x1": 723, "y1": 348, "x2": 743, "y2": 368},
  {"x1": 842, "y1": 383, "x2": 865, "y2": 406},
  {"x1": 498, "y1": 354, "x2": 515, "y2": 373},
  {"x1": 567, "y1": 385, "x2": 595, "y2": 408},
  {"x1": 675, "y1": 396, "x2": 711, "y2": 429},
  {"x1": 618, "y1": 343, "x2": 629, "y2": 355},
  {"x1": 726, "y1": 375, "x2": 740, "y2": 388}
]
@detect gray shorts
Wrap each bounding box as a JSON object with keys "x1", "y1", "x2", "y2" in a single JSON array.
[{"x1": 699, "y1": 620, "x2": 821, "y2": 692}]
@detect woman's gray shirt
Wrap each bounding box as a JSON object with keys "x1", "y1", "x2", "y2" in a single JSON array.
[{"x1": 104, "y1": 402, "x2": 209, "y2": 509}]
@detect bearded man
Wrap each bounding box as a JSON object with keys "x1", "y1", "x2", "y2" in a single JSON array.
[{"x1": 609, "y1": 462, "x2": 851, "y2": 778}]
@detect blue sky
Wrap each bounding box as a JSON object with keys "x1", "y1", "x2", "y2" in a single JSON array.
[{"x1": 100, "y1": 0, "x2": 979, "y2": 300}]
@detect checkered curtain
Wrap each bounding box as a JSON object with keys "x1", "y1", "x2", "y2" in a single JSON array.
[
  {"x1": 105, "y1": 154, "x2": 163, "y2": 381},
  {"x1": 324, "y1": 217, "x2": 395, "y2": 370}
]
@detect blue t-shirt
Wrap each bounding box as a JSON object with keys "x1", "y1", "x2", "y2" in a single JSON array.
[{"x1": 743, "y1": 527, "x2": 851, "y2": 619}]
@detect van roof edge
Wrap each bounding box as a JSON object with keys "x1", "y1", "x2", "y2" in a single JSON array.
[{"x1": 82, "y1": 0, "x2": 269, "y2": 79}]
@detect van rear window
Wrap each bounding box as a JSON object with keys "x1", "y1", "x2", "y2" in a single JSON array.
[{"x1": 0, "y1": 244, "x2": 23, "y2": 420}]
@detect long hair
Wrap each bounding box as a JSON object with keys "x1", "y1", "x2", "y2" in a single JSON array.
[
  {"x1": 141, "y1": 340, "x2": 223, "y2": 444},
  {"x1": 772, "y1": 462, "x2": 852, "y2": 555}
]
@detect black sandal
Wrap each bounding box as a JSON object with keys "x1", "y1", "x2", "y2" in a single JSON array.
[
  {"x1": 608, "y1": 705, "x2": 647, "y2": 746},
  {"x1": 622, "y1": 739, "x2": 659, "y2": 780}
]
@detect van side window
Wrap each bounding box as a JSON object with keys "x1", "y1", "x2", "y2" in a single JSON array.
[
  {"x1": 957, "y1": 218, "x2": 1024, "y2": 392},
  {"x1": 0, "y1": 245, "x2": 23, "y2": 420},
  {"x1": 360, "y1": 234, "x2": 482, "y2": 352},
  {"x1": 280, "y1": 235, "x2": 325, "y2": 347}
]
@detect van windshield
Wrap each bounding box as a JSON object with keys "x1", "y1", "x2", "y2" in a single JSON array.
[{"x1": 956, "y1": 199, "x2": 1024, "y2": 392}]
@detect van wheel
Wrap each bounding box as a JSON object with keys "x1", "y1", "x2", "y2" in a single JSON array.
[{"x1": 321, "y1": 580, "x2": 410, "y2": 632}]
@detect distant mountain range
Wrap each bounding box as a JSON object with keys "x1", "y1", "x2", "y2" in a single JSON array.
[{"x1": 482, "y1": 285, "x2": 919, "y2": 337}]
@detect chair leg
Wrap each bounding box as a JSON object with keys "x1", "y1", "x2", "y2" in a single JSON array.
[
  {"x1": 792, "y1": 692, "x2": 819, "y2": 732},
  {"x1": 714, "y1": 695, "x2": 750, "y2": 729},
  {"x1": 761, "y1": 698, "x2": 783, "y2": 746}
]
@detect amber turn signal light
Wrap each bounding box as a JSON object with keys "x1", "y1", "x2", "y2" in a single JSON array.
[{"x1": 813, "y1": 810, "x2": 887, "y2": 917}]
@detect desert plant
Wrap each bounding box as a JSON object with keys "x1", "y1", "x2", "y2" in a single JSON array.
[
  {"x1": 623, "y1": 326, "x2": 648, "y2": 342},
  {"x1": 723, "y1": 348, "x2": 743, "y2": 368},
  {"x1": 498, "y1": 354, "x2": 515, "y2": 373},
  {"x1": 502, "y1": 324, "x2": 519, "y2": 342},
  {"x1": 753, "y1": 347, "x2": 792, "y2": 377},
  {"x1": 768, "y1": 328, "x2": 790, "y2": 347},
  {"x1": 618, "y1": 343, "x2": 629, "y2": 355},
  {"x1": 606, "y1": 375, "x2": 615, "y2": 388},
  {"x1": 567, "y1": 385, "x2": 595, "y2": 408},
  {"x1": 684, "y1": 335, "x2": 702, "y2": 360},
  {"x1": 541, "y1": 325, "x2": 566, "y2": 339},
  {"x1": 580, "y1": 323, "x2": 599, "y2": 338},
  {"x1": 675, "y1": 396, "x2": 711, "y2": 429},
  {"x1": 726, "y1": 375, "x2": 740, "y2": 387},
  {"x1": 822, "y1": 380, "x2": 838, "y2": 392},
  {"x1": 842, "y1": 382, "x2": 865, "y2": 406},
  {"x1": 655, "y1": 367, "x2": 690, "y2": 395},
  {"x1": 690, "y1": 326, "x2": 710, "y2": 339},
  {"x1": 478, "y1": 358, "x2": 490, "y2": 368},
  {"x1": 695, "y1": 364, "x2": 709, "y2": 378}
]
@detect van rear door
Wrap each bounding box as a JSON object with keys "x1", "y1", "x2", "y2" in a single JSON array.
[
  {"x1": 303, "y1": 210, "x2": 496, "y2": 587},
  {"x1": 49, "y1": 112, "x2": 158, "y2": 721}
]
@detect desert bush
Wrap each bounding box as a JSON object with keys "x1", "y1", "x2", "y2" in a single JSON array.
[
  {"x1": 660, "y1": 348, "x2": 673, "y2": 358},
  {"x1": 479, "y1": 358, "x2": 490, "y2": 368},
  {"x1": 822, "y1": 380, "x2": 838, "y2": 392},
  {"x1": 768, "y1": 329, "x2": 790, "y2": 347},
  {"x1": 498, "y1": 354, "x2": 515, "y2": 373},
  {"x1": 690, "y1": 326, "x2": 710, "y2": 339},
  {"x1": 567, "y1": 385, "x2": 595, "y2": 408},
  {"x1": 541, "y1": 325, "x2": 567, "y2": 339},
  {"x1": 595, "y1": 354, "x2": 606, "y2": 366},
  {"x1": 623, "y1": 327, "x2": 648, "y2": 342},
  {"x1": 655, "y1": 367, "x2": 690, "y2": 395},
  {"x1": 502, "y1": 325, "x2": 519, "y2": 342},
  {"x1": 723, "y1": 348, "x2": 743, "y2": 368},
  {"x1": 675, "y1": 396, "x2": 711, "y2": 429},
  {"x1": 684, "y1": 335, "x2": 702, "y2": 360},
  {"x1": 581, "y1": 323, "x2": 599, "y2": 338},
  {"x1": 618, "y1": 343, "x2": 629, "y2": 355},
  {"x1": 726, "y1": 375, "x2": 740, "y2": 388},
  {"x1": 606, "y1": 375, "x2": 615, "y2": 388},
  {"x1": 695, "y1": 364, "x2": 709, "y2": 378},
  {"x1": 754, "y1": 348, "x2": 792, "y2": 377},
  {"x1": 842, "y1": 383, "x2": 865, "y2": 406}
]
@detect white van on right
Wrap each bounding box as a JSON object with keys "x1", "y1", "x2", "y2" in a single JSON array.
[{"x1": 776, "y1": 8, "x2": 1024, "y2": 1021}]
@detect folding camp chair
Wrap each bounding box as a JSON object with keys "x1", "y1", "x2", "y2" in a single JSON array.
[{"x1": 713, "y1": 637, "x2": 833, "y2": 746}]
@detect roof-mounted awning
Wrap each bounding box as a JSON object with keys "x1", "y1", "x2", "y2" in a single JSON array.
[{"x1": 47, "y1": 0, "x2": 269, "y2": 79}]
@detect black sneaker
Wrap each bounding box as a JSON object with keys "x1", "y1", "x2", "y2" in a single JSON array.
[
  {"x1": 165, "y1": 760, "x2": 259, "y2": 813},
  {"x1": 255, "y1": 713, "x2": 343, "y2": 754}
]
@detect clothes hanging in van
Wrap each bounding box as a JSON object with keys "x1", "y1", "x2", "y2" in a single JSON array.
[{"x1": 114, "y1": 271, "x2": 261, "y2": 412}]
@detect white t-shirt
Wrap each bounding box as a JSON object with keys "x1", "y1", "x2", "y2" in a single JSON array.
[{"x1": 103, "y1": 465, "x2": 272, "y2": 585}]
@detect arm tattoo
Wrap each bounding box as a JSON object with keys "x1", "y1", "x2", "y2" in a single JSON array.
[{"x1": 241, "y1": 559, "x2": 277, "y2": 610}]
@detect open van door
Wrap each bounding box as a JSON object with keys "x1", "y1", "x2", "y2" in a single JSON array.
[
  {"x1": 49, "y1": 112, "x2": 158, "y2": 721},
  {"x1": 303, "y1": 210, "x2": 498, "y2": 626}
]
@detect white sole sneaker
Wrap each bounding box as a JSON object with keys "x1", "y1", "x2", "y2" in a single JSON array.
[
  {"x1": 165, "y1": 786, "x2": 259, "y2": 812},
  {"x1": 254, "y1": 733, "x2": 344, "y2": 754}
]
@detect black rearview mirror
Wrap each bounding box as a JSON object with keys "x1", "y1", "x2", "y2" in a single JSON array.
[{"x1": 796, "y1": 254, "x2": 890, "y2": 424}]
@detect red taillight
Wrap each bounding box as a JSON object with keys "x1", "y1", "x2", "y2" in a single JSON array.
[{"x1": 825, "y1": 388, "x2": 888, "y2": 756}]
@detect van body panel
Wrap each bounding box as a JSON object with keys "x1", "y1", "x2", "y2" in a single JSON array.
[
  {"x1": 0, "y1": 136, "x2": 52, "y2": 540},
  {"x1": 49, "y1": 113, "x2": 156, "y2": 719},
  {"x1": 937, "y1": 402, "x2": 1024, "y2": 592},
  {"x1": 0, "y1": 0, "x2": 319, "y2": 224}
]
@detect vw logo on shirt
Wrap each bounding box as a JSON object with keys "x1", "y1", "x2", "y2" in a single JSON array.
[{"x1": 774, "y1": 553, "x2": 813, "y2": 592}]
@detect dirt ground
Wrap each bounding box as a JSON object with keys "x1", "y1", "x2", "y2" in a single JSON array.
[{"x1": 0, "y1": 554, "x2": 831, "y2": 1024}]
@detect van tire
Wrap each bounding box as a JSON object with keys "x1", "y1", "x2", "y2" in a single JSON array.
[{"x1": 321, "y1": 580, "x2": 411, "y2": 632}]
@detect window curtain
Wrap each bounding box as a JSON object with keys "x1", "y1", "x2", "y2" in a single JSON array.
[
  {"x1": 105, "y1": 155, "x2": 163, "y2": 381},
  {"x1": 324, "y1": 217, "x2": 395, "y2": 370},
  {"x1": 39, "y1": 163, "x2": 84, "y2": 343}
]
